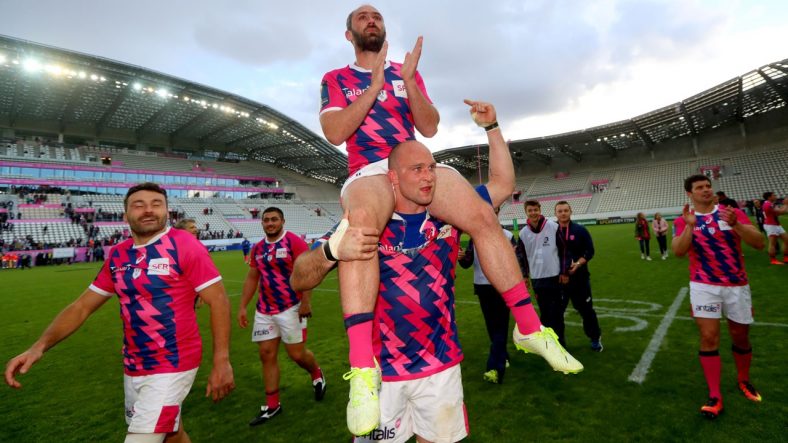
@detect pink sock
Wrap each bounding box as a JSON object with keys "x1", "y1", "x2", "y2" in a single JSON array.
[
  {"x1": 344, "y1": 313, "x2": 375, "y2": 368},
  {"x1": 699, "y1": 351, "x2": 722, "y2": 399},
  {"x1": 266, "y1": 390, "x2": 280, "y2": 409},
  {"x1": 732, "y1": 346, "x2": 752, "y2": 383},
  {"x1": 501, "y1": 282, "x2": 541, "y2": 335}
]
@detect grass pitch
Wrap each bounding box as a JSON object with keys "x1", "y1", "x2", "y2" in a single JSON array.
[{"x1": 1, "y1": 222, "x2": 786, "y2": 442}]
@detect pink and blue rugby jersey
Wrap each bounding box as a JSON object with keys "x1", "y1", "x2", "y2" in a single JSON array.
[
  {"x1": 90, "y1": 227, "x2": 222, "y2": 376},
  {"x1": 674, "y1": 206, "x2": 751, "y2": 286},
  {"x1": 375, "y1": 212, "x2": 464, "y2": 382},
  {"x1": 320, "y1": 62, "x2": 432, "y2": 175},
  {"x1": 249, "y1": 231, "x2": 308, "y2": 315},
  {"x1": 762, "y1": 200, "x2": 779, "y2": 226}
]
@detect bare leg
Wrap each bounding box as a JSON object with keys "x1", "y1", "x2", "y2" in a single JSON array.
[
  {"x1": 429, "y1": 169, "x2": 540, "y2": 334},
  {"x1": 259, "y1": 338, "x2": 281, "y2": 403},
  {"x1": 340, "y1": 175, "x2": 395, "y2": 368},
  {"x1": 284, "y1": 342, "x2": 319, "y2": 374}
]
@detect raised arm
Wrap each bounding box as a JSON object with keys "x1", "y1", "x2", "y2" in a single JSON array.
[
  {"x1": 672, "y1": 205, "x2": 695, "y2": 257},
  {"x1": 401, "y1": 37, "x2": 439, "y2": 137},
  {"x1": 5, "y1": 289, "x2": 109, "y2": 388},
  {"x1": 320, "y1": 43, "x2": 389, "y2": 145},
  {"x1": 463, "y1": 99, "x2": 514, "y2": 207}
]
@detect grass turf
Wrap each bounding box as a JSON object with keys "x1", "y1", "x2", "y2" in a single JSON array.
[{"x1": 1, "y1": 222, "x2": 786, "y2": 442}]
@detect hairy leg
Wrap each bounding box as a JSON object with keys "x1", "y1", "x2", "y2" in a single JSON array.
[{"x1": 340, "y1": 175, "x2": 395, "y2": 367}]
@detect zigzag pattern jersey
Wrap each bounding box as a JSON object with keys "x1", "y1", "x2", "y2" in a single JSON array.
[
  {"x1": 375, "y1": 211, "x2": 464, "y2": 382},
  {"x1": 320, "y1": 61, "x2": 432, "y2": 175},
  {"x1": 249, "y1": 230, "x2": 308, "y2": 315},
  {"x1": 674, "y1": 205, "x2": 751, "y2": 286},
  {"x1": 90, "y1": 227, "x2": 221, "y2": 376}
]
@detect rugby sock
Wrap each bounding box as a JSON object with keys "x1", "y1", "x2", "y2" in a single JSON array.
[
  {"x1": 344, "y1": 313, "x2": 375, "y2": 368},
  {"x1": 732, "y1": 345, "x2": 753, "y2": 382},
  {"x1": 699, "y1": 350, "x2": 722, "y2": 399},
  {"x1": 266, "y1": 390, "x2": 280, "y2": 409},
  {"x1": 501, "y1": 282, "x2": 541, "y2": 335},
  {"x1": 311, "y1": 366, "x2": 323, "y2": 382}
]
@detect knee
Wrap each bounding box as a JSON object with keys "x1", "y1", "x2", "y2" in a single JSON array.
[
  {"x1": 258, "y1": 348, "x2": 277, "y2": 363},
  {"x1": 699, "y1": 331, "x2": 720, "y2": 349}
]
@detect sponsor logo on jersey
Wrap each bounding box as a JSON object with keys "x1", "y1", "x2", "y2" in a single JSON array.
[
  {"x1": 275, "y1": 248, "x2": 288, "y2": 259},
  {"x1": 148, "y1": 258, "x2": 171, "y2": 276},
  {"x1": 392, "y1": 80, "x2": 407, "y2": 98}
]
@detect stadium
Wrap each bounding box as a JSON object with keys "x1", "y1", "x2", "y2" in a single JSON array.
[{"x1": 1, "y1": 28, "x2": 786, "y2": 443}]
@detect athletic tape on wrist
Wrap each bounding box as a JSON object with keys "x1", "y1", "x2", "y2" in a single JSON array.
[{"x1": 325, "y1": 218, "x2": 349, "y2": 261}]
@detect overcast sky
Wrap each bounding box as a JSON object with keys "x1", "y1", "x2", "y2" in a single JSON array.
[{"x1": 2, "y1": 0, "x2": 787, "y2": 153}]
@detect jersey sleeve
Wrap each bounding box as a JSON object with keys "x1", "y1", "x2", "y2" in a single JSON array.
[
  {"x1": 734, "y1": 208, "x2": 751, "y2": 225},
  {"x1": 414, "y1": 70, "x2": 432, "y2": 104},
  {"x1": 673, "y1": 216, "x2": 686, "y2": 237},
  {"x1": 320, "y1": 71, "x2": 347, "y2": 115},
  {"x1": 313, "y1": 221, "x2": 341, "y2": 249},
  {"x1": 182, "y1": 238, "x2": 222, "y2": 292},
  {"x1": 474, "y1": 185, "x2": 493, "y2": 206},
  {"x1": 249, "y1": 242, "x2": 260, "y2": 269},
  {"x1": 290, "y1": 234, "x2": 309, "y2": 260},
  {"x1": 88, "y1": 256, "x2": 115, "y2": 297}
]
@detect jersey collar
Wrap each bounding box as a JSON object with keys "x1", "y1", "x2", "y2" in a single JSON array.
[
  {"x1": 350, "y1": 60, "x2": 392, "y2": 73},
  {"x1": 132, "y1": 227, "x2": 170, "y2": 249}
]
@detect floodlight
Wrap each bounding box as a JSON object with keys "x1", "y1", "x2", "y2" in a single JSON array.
[
  {"x1": 78, "y1": 71, "x2": 87, "y2": 79},
  {"x1": 133, "y1": 83, "x2": 142, "y2": 91},
  {"x1": 23, "y1": 58, "x2": 42, "y2": 73},
  {"x1": 90, "y1": 74, "x2": 98, "y2": 81},
  {"x1": 0, "y1": 54, "x2": 6, "y2": 64},
  {"x1": 156, "y1": 88, "x2": 169, "y2": 98}
]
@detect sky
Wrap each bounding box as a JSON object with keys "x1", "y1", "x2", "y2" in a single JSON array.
[{"x1": 2, "y1": 0, "x2": 787, "y2": 153}]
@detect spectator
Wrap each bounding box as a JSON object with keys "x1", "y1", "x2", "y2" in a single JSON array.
[
  {"x1": 652, "y1": 213, "x2": 669, "y2": 260},
  {"x1": 635, "y1": 212, "x2": 652, "y2": 261},
  {"x1": 716, "y1": 191, "x2": 739, "y2": 208}
]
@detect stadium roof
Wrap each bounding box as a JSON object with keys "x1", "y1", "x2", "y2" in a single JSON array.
[
  {"x1": 0, "y1": 35, "x2": 349, "y2": 184},
  {"x1": 435, "y1": 57, "x2": 788, "y2": 175},
  {"x1": 1, "y1": 34, "x2": 786, "y2": 183}
]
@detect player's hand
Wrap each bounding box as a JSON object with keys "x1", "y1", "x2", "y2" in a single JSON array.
[
  {"x1": 337, "y1": 225, "x2": 380, "y2": 261},
  {"x1": 568, "y1": 261, "x2": 581, "y2": 275},
  {"x1": 237, "y1": 309, "x2": 248, "y2": 329},
  {"x1": 298, "y1": 302, "x2": 312, "y2": 321},
  {"x1": 401, "y1": 36, "x2": 422, "y2": 82},
  {"x1": 463, "y1": 99, "x2": 497, "y2": 127},
  {"x1": 457, "y1": 249, "x2": 466, "y2": 261},
  {"x1": 682, "y1": 204, "x2": 696, "y2": 226},
  {"x1": 558, "y1": 274, "x2": 569, "y2": 285},
  {"x1": 206, "y1": 360, "x2": 235, "y2": 403},
  {"x1": 370, "y1": 41, "x2": 389, "y2": 92},
  {"x1": 4, "y1": 348, "x2": 43, "y2": 389},
  {"x1": 720, "y1": 205, "x2": 738, "y2": 227}
]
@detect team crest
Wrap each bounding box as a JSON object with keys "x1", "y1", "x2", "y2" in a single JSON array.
[
  {"x1": 708, "y1": 227, "x2": 716, "y2": 235},
  {"x1": 132, "y1": 268, "x2": 142, "y2": 279},
  {"x1": 377, "y1": 89, "x2": 387, "y2": 102}
]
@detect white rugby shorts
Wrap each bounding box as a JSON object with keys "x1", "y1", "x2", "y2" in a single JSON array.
[
  {"x1": 124, "y1": 368, "x2": 198, "y2": 434},
  {"x1": 252, "y1": 303, "x2": 307, "y2": 344},
  {"x1": 354, "y1": 364, "x2": 468, "y2": 443},
  {"x1": 764, "y1": 224, "x2": 786, "y2": 237},
  {"x1": 341, "y1": 159, "x2": 460, "y2": 197},
  {"x1": 689, "y1": 282, "x2": 753, "y2": 324}
]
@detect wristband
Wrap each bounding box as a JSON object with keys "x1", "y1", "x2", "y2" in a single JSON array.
[
  {"x1": 484, "y1": 121, "x2": 499, "y2": 132},
  {"x1": 322, "y1": 240, "x2": 337, "y2": 262}
]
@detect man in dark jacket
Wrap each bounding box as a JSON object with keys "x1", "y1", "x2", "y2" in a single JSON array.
[{"x1": 555, "y1": 201, "x2": 603, "y2": 352}]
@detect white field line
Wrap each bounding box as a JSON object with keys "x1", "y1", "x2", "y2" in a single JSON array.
[{"x1": 628, "y1": 287, "x2": 688, "y2": 384}]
